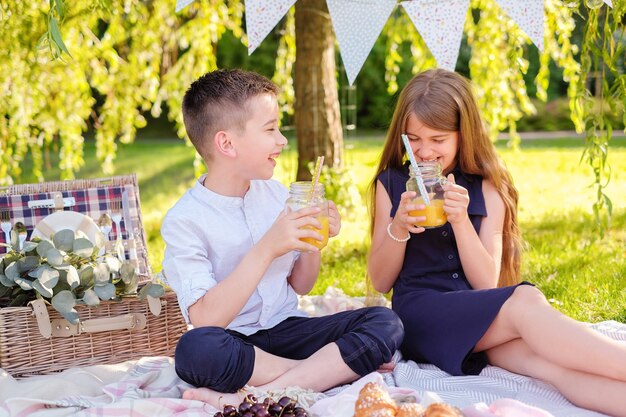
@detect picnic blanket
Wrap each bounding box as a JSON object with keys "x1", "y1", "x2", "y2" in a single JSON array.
[{"x1": 1, "y1": 288, "x2": 623, "y2": 417}]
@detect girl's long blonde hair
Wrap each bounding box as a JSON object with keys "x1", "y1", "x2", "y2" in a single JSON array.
[{"x1": 368, "y1": 69, "x2": 521, "y2": 287}]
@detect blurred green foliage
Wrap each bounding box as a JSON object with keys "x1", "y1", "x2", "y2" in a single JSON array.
[
  {"x1": 0, "y1": 0, "x2": 248, "y2": 185},
  {"x1": 518, "y1": 97, "x2": 625, "y2": 131}
]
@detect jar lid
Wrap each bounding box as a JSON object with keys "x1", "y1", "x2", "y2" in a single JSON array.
[{"x1": 289, "y1": 181, "x2": 325, "y2": 194}]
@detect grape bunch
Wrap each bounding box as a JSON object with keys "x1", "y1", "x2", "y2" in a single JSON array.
[{"x1": 213, "y1": 394, "x2": 310, "y2": 417}]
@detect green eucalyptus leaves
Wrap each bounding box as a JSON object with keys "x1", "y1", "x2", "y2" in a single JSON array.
[{"x1": 0, "y1": 229, "x2": 163, "y2": 324}]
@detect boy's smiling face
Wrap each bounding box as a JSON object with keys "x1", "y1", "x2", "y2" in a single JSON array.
[{"x1": 232, "y1": 93, "x2": 288, "y2": 180}]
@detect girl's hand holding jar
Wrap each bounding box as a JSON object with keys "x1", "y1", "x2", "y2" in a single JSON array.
[
  {"x1": 442, "y1": 174, "x2": 470, "y2": 225},
  {"x1": 396, "y1": 190, "x2": 427, "y2": 235},
  {"x1": 406, "y1": 161, "x2": 448, "y2": 229}
]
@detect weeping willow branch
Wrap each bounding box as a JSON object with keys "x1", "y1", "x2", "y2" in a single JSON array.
[{"x1": 577, "y1": 1, "x2": 625, "y2": 234}]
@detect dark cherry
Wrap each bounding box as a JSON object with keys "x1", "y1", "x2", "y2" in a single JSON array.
[
  {"x1": 222, "y1": 404, "x2": 238, "y2": 417},
  {"x1": 213, "y1": 413, "x2": 224, "y2": 417},
  {"x1": 239, "y1": 401, "x2": 253, "y2": 413},
  {"x1": 255, "y1": 409, "x2": 270, "y2": 417},
  {"x1": 267, "y1": 403, "x2": 283, "y2": 415},
  {"x1": 277, "y1": 396, "x2": 294, "y2": 408}
]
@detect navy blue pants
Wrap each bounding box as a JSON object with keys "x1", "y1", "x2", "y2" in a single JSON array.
[{"x1": 174, "y1": 306, "x2": 404, "y2": 393}]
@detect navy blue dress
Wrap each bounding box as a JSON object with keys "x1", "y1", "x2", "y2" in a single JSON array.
[{"x1": 378, "y1": 163, "x2": 527, "y2": 376}]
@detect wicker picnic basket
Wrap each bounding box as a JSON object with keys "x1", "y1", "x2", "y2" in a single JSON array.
[
  {"x1": 0, "y1": 292, "x2": 187, "y2": 378},
  {"x1": 0, "y1": 175, "x2": 187, "y2": 378}
]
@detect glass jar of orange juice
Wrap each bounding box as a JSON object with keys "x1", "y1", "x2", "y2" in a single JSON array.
[
  {"x1": 286, "y1": 182, "x2": 329, "y2": 249},
  {"x1": 406, "y1": 161, "x2": 447, "y2": 228}
]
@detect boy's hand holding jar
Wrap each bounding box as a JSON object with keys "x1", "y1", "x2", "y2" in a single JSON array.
[
  {"x1": 285, "y1": 181, "x2": 339, "y2": 251},
  {"x1": 326, "y1": 200, "x2": 341, "y2": 238},
  {"x1": 261, "y1": 205, "x2": 325, "y2": 256}
]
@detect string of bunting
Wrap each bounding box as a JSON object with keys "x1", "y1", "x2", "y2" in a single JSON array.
[{"x1": 176, "y1": 0, "x2": 614, "y2": 85}]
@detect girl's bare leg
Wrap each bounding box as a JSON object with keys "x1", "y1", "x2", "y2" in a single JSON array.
[
  {"x1": 476, "y1": 285, "x2": 626, "y2": 380},
  {"x1": 487, "y1": 339, "x2": 626, "y2": 417}
]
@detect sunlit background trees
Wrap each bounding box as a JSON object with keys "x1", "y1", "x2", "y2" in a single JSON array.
[{"x1": 0, "y1": 0, "x2": 624, "y2": 228}]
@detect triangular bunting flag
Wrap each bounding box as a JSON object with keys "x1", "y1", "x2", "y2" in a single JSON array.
[
  {"x1": 175, "y1": 0, "x2": 195, "y2": 12},
  {"x1": 496, "y1": 0, "x2": 545, "y2": 51},
  {"x1": 401, "y1": 0, "x2": 470, "y2": 71},
  {"x1": 327, "y1": 0, "x2": 397, "y2": 85},
  {"x1": 245, "y1": 0, "x2": 297, "y2": 54}
]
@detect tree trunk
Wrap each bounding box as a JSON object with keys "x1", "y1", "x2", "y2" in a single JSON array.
[{"x1": 294, "y1": 0, "x2": 343, "y2": 181}]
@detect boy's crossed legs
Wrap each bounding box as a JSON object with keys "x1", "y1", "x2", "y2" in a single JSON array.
[{"x1": 175, "y1": 306, "x2": 403, "y2": 408}]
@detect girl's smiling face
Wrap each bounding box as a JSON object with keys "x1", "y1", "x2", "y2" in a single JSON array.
[{"x1": 404, "y1": 113, "x2": 459, "y2": 174}]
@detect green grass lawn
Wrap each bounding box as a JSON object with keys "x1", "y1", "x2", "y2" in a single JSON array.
[{"x1": 10, "y1": 133, "x2": 626, "y2": 323}]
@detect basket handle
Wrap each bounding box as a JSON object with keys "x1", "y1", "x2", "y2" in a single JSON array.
[
  {"x1": 29, "y1": 299, "x2": 152, "y2": 339},
  {"x1": 50, "y1": 313, "x2": 147, "y2": 337}
]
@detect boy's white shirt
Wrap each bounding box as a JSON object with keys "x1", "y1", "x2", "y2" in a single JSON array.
[{"x1": 161, "y1": 175, "x2": 306, "y2": 334}]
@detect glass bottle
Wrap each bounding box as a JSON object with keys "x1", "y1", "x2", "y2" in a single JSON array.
[
  {"x1": 406, "y1": 161, "x2": 448, "y2": 228},
  {"x1": 285, "y1": 182, "x2": 329, "y2": 249}
]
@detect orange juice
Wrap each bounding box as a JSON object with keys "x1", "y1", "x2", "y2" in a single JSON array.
[
  {"x1": 409, "y1": 197, "x2": 447, "y2": 228},
  {"x1": 301, "y1": 216, "x2": 330, "y2": 249}
]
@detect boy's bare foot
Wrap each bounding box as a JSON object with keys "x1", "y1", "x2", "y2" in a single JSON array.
[
  {"x1": 182, "y1": 387, "x2": 245, "y2": 409},
  {"x1": 377, "y1": 361, "x2": 395, "y2": 373}
]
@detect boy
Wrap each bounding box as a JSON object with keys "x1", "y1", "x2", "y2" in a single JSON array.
[{"x1": 161, "y1": 69, "x2": 403, "y2": 407}]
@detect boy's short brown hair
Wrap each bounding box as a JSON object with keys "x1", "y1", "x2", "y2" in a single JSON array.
[{"x1": 182, "y1": 69, "x2": 279, "y2": 159}]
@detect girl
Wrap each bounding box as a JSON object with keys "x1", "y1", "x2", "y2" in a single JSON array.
[{"x1": 367, "y1": 68, "x2": 626, "y2": 417}]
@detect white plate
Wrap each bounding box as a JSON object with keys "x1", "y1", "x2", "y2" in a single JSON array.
[{"x1": 32, "y1": 211, "x2": 102, "y2": 245}]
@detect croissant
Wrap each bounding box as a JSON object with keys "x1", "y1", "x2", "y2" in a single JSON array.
[
  {"x1": 354, "y1": 382, "x2": 398, "y2": 417},
  {"x1": 396, "y1": 402, "x2": 425, "y2": 417},
  {"x1": 422, "y1": 403, "x2": 464, "y2": 417}
]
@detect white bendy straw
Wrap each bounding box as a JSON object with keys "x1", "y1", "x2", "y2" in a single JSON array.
[{"x1": 401, "y1": 134, "x2": 430, "y2": 205}]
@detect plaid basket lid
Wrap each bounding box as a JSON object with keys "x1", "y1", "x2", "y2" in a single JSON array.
[{"x1": 0, "y1": 174, "x2": 152, "y2": 281}]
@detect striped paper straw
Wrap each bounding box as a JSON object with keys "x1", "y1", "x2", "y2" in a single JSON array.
[
  {"x1": 401, "y1": 134, "x2": 430, "y2": 205},
  {"x1": 309, "y1": 156, "x2": 324, "y2": 201}
]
